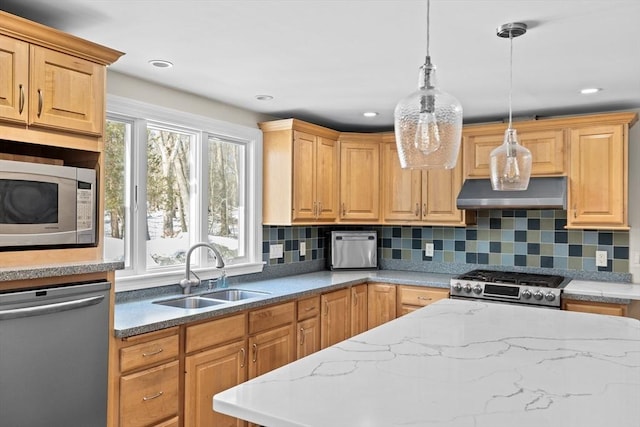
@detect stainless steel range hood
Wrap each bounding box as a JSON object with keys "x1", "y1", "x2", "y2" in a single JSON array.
[{"x1": 456, "y1": 177, "x2": 567, "y2": 210}]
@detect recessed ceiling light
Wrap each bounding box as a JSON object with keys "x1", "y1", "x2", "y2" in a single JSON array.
[
  {"x1": 255, "y1": 94, "x2": 274, "y2": 101},
  {"x1": 148, "y1": 59, "x2": 173, "y2": 68},
  {"x1": 363, "y1": 112, "x2": 379, "y2": 117},
  {"x1": 580, "y1": 87, "x2": 602, "y2": 95}
]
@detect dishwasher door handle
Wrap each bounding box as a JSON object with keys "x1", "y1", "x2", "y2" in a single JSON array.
[{"x1": 0, "y1": 295, "x2": 105, "y2": 320}]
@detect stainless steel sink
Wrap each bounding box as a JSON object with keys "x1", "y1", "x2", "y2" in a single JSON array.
[
  {"x1": 153, "y1": 296, "x2": 226, "y2": 309},
  {"x1": 200, "y1": 289, "x2": 270, "y2": 301}
]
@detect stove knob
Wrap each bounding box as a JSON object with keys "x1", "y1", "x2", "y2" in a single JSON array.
[
  {"x1": 545, "y1": 292, "x2": 556, "y2": 302},
  {"x1": 464, "y1": 284, "x2": 472, "y2": 293},
  {"x1": 473, "y1": 285, "x2": 482, "y2": 294},
  {"x1": 521, "y1": 289, "x2": 532, "y2": 299},
  {"x1": 453, "y1": 282, "x2": 462, "y2": 292},
  {"x1": 533, "y1": 291, "x2": 544, "y2": 301}
]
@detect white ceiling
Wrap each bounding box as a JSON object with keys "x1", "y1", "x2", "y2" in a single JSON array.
[{"x1": 4, "y1": 0, "x2": 640, "y2": 131}]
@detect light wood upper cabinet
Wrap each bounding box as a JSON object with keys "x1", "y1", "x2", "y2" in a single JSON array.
[
  {"x1": 29, "y1": 46, "x2": 105, "y2": 135},
  {"x1": 260, "y1": 119, "x2": 340, "y2": 225},
  {"x1": 382, "y1": 137, "x2": 470, "y2": 226},
  {"x1": 463, "y1": 126, "x2": 566, "y2": 179},
  {"x1": 0, "y1": 35, "x2": 29, "y2": 123},
  {"x1": 568, "y1": 124, "x2": 627, "y2": 229},
  {"x1": 339, "y1": 133, "x2": 381, "y2": 222}
]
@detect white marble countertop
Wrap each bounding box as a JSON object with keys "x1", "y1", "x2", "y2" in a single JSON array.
[
  {"x1": 564, "y1": 279, "x2": 640, "y2": 300},
  {"x1": 214, "y1": 299, "x2": 640, "y2": 427}
]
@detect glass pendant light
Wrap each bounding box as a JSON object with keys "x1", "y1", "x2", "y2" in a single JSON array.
[
  {"x1": 489, "y1": 22, "x2": 532, "y2": 191},
  {"x1": 394, "y1": 0, "x2": 463, "y2": 169}
]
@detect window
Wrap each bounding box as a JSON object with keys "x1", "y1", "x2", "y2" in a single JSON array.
[{"x1": 105, "y1": 96, "x2": 262, "y2": 290}]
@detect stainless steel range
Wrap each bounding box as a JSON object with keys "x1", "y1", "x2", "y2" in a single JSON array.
[{"x1": 450, "y1": 269, "x2": 569, "y2": 308}]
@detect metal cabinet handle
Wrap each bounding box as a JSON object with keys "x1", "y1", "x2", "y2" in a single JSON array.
[
  {"x1": 142, "y1": 348, "x2": 164, "y2": 357},
  {"x1": 252, "y1": 343, "x2": 257, "y2": 363},
  {"x1": 573, "y1": 204, "x2": 577, "y2": 218},
  {"x1": 37, "y1": 89, "x2": 43, "y2": 118},
  {"x1": 305, "y1": 306, "x2": 316, "y2": 312},
  {"x1": 423, "y1": 203, "x2": 427, "y2": 218},
  {"x1": 414, "y1": 203, "x2": 420, "y2": 217},
  {"x1": 18, "y1": 84, "x2": 25, "y2": 114},
  {"x1": 313, "y1": 202, "x2": 317, "y2": 218},
  {"x1": 324, "y1": 300, "x2": 329, "y2": 315},
  {"x1": 142, "y1": 391, "x2": 163, "y2": 401},
  {"x1": 417, "y1": 296, "x2": 432, "y2": 301},
  {"x1": 352, "y1": 290, "x2": 358, "y2": 306},
  {"x1": 341, "y1": 203, "x2": 346, "y2": 216},
  {"x1": 240, "y1": 347, "x2": 246, "y2": 368},
  {"x1": 299, "y1": 327, "x2": 305, "y2": 345}
]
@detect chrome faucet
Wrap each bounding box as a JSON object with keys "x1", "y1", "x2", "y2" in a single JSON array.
[{"x1": 179, "y1": 242, "x2": 225, "y2": 294}]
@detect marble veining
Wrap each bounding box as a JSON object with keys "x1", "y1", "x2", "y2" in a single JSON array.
[{"x1": 214, "y1": 299, "x2": 640, "y2": 427}]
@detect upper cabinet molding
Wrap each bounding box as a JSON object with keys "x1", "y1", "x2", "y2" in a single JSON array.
[{"x1": 0, "y1": 11, "x2": 124, "y2": 66}]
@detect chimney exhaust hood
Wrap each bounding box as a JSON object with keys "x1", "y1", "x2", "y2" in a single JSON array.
[{"x1": 456, "y1": 176, "x2": 567, "y2": 210}]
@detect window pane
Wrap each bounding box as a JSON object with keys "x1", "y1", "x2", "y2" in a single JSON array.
[
  {"x1": 207, "y1": 136, "x2": 245, "y2": 263},
  {"x1": 146, "y1": 126, "x2": 193, "y2": 267},
  {"x1": 104, "y1": 119, "x2": 129, "y2": 266}
]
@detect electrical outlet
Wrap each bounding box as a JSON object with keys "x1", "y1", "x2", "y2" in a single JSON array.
[
  {"x1": 299, "y1": 241, "x2": 306, "y2": 256},
  {"x1": 595, "y1": 250, "x2": 608, "y2": 267},
  {"x1": 425, "y1": 242, "x2": 434, "y2": 257},
  {"x1": 269, "y1": 244, "x2": 284, "y2": 259}
]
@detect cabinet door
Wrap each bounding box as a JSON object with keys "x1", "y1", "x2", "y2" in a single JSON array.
[
  {"x1": 292, "y1": 130, "x2": 317, "y2": 221},
  {"x1": 568, "y1": 125, "x2": 626, "y2": 228},
  {"x1": 382, "y1": 142, "x2": 422, "y2": 221},
  {"x1": 0, "y1": 35, "x2": 28, "y2": 124},
  {"x1": 297, "y1": 316, "x2": 321, "y2": 359},
  {"x1": 464, "y1": 129, "x2": 566, "y2": 178},
  {"x1": 249, "y1": 324, "x2": 295, "y2": 379},
  {"x1": 320, "y1": 288, "x2": 351, "y2": 348},
  {"x1": 367, "y1": 283, "x2": 397, "y2": 329},
  {"x1": 422, "y1": 147, "x2": 464, "y2": 225},
  {"x1": 185, "y1": 340, "x2": 247, "y2": 427},
  {"x1": 339, "y1": 140, "x2": 380, "y2": 221},
  {"x1": 350, "y1": 284, "x2": 368, "y2": 336},
  {"x1": 316, "y1": 136, "x2": 339, "y2": 220},
  {"x1": 29, "y1": 45, "x2": 104, "y2": 135}
]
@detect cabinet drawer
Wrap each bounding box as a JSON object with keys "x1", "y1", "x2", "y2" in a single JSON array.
[
  {"x1": 120, "y1": 334, "x2": 179, "y2": 373},
  {"x1": 154, "y1": 417, "x2": 179, "y2": 427},
  {"x1": 249, "y1": 302, "x2": 295, "y2": 334},
  {"x1": 398, "y1": 286, "x2": 449, "y2": 307},
  {"x1": 186, "y1": 313, "x2": 246, "y2": 354},
  {"x1": 120, "y1": 360, "x2": 179, "y2": 427},
  {"x1": 297, "y1": 295, "x2": 320, "y2": 321},
  {"x1": 563, "y1": 300, "x2": 625, "y2": 317}
]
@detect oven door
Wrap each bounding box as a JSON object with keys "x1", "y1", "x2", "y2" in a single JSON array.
[{"x1": 450, "y1": 295, "x2": 560, "y2": 309}]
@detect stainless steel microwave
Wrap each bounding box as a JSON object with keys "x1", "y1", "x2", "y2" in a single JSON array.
[
  {"x1": 327, "y1": 231, "x2": 377, "y2": 270},
  {"x1": 0, "y1": 159, "x2": 96, "y2": 248}
]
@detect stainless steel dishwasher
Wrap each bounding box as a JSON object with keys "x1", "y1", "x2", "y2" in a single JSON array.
[{"x1": 0, "y1": 280, "x2": 111, "y2": 427}]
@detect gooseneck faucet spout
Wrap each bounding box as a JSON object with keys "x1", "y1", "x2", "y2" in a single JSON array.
[{"x1": 179, "y1": 242, "x2": 225, "y2": 294}]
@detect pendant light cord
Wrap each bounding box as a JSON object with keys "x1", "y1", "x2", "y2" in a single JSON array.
[
  {"x1": 426, "y1": 0, "x2": 431, "y2": 57},
  {"x1": 508, "y1": 31, "x2": 513, "y2": 129}
]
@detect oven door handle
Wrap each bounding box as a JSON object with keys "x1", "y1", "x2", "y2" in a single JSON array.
[{"x1": 0, "y1": 295, "x2": 105, "y2": 321}]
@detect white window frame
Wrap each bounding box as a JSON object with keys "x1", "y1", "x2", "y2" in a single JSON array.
[{"x1": 107, "y1": 95, "x2": 263, "y2": 291}]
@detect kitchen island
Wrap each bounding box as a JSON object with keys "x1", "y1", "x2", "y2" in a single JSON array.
[{"x1": 214, "y1": 299, "x2": 640, "y2": 427}]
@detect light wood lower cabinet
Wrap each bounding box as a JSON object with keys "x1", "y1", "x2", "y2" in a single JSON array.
[
  {"x1": 397, "y1": 286, "x2": 450, "y2": 316},
  {"x1": 114, "y1": 328, "x2": 180, "y2": 427},
  {"x1": 367, "y1": 283, "x2": 397, "y2": 329},
  {"x1": 350, "y1": 284, "x2": 368, "y2": 336},
  {"x1": 562, "y1": 299, "x2": 640, "y2": 319},
  {"x1": 184, "y1": 313, "x2": 247, "y2": 427},
  {"x1": 297, "y1": 296, "x2": 321, "y2": 359},
  {"x1": 321, "y1": 288, "x2": 351, "y2": 348}
]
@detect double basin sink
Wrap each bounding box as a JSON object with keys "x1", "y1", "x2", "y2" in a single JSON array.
[{"x1": 153, "y1": 289, "x2": 270, "y2": 309}]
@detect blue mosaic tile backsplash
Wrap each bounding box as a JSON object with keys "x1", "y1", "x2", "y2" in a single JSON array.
[{"x1": 262, "y1": 209, "x2": 629, "y2": 274}]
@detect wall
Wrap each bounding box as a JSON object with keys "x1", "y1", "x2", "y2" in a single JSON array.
[{"x1": 627, "y1": 108, "x2": 640, "y2": 281}]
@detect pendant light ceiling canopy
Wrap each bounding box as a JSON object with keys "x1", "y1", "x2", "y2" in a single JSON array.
[
  {"x1": 489, "y1": 22, "x2": 532, "y2": 191},
  {"x1": 393, "y1": 0, "x2": 463, "y2": 170}
]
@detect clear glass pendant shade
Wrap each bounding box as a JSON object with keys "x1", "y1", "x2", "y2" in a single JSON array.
[
  {"x1": 489, "y1": 128, "x2": 532, "y2": 190},
  {"x1": 394, "y1": 59, "x2": 463, "y2": 169}
]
